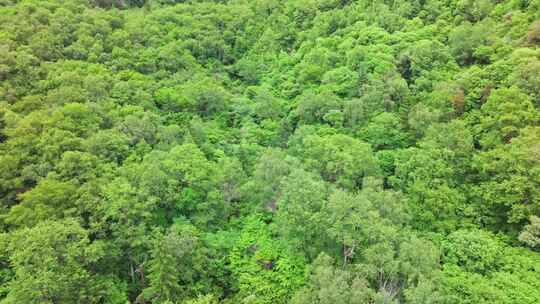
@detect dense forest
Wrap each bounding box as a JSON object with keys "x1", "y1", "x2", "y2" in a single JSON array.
[{"x1": 0, "y1": 0, "x2": 539, "y2": 303}]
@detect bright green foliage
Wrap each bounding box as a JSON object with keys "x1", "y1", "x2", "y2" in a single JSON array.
[
  {"x1": 443, "y1": 229, "x2": 504, "y2": 274},
  {"x1": 324, "y1": 188, "x2": 395, "y2": 264},
  {"x1": 183, "y1": 294, "x2": 219, "y2": 304},
  {"x1": 293, "y1": 234, "x2": 441, "y2": 304},
  {"x1": 293, "y1": 133, "x2": 380, "y2": 190},
  {"x1": 359, "y1": 112, "x2": 409, "y2": 150},
  {"x1": 475, "y1": 87, "x2": 538, "y2": 149},
  {"x1": 520, "y1": 216, "x2": 540, "y2": 250},
  {"x1": 442, "y1": 234, "x2": 540, "y2": 304},
  {"x1": 275, "y1": 169, "x2": 328, "y2": 259},
  {"x1": 229, "y1": 216, "x2": 305, "y2": 304},
  {"x1": 4, "y1": 178, "x2": 77, "y2": 227},
  {"x1": 472, "y1": 126, "x2": 540, "y2": 231},
  {"x1": 393, "y1": 146, "x2": 469, "y2": 232},
  {"x1": 295, "y1": 91, "x2": 341, "y2": 125},
  {"x1": 0, "y1": 219, "x2": 123, "y2": 304},
  {"x1": 142, "y1": 223, "x2": 210, "y2": 304},
  {"x1": 241, "y1": 148, "x2": 300, "y2": 211},
  {"x1": 449, "y1": 20, "x2": 495, "y2": 65},
  {"x1": 0, "y1": 0, "x2": 539, "y2": 303},
  {"x1": 291, "y1": 253, "x2": 374, "y2": 304}
]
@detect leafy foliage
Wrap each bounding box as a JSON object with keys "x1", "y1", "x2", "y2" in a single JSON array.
[{"x1": 0, "y1": 0, "x2": 539, "y2": 303}]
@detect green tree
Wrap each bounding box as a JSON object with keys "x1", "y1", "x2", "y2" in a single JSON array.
[
  {"x1": 275, "y1": 169, "x2": 328, "y2": 259},
  {"x1": 294, "y1": 133, "x2": 380, "y2": 190},
  {"x1": 142, "y1": 223, "x2": 209, "y2": 304},
  {"x1": 443, "y1": 229, "x2": 503, "y2": 274},
  {"x1": 229, "y1": 216, "x2": 306, "y2": 304},
  {"x1": 1, "y1": 219, "x2": 124, "y2": 304},
  {"x1": 4, "y1": 178, "x2": 77, "y2": 227},
  {"x1": 519, "y1": 216, "x2": 540, "y2": 250},
  {"x1": 475, "y1": 87, "x2": 538, "y2": 149},
  {"x1": 472, "y1": 126, "x2": 540, "y2": 231},
  {"x1": 291, "y1": 253, "x2": 374, "y2": 304},
  {"x1": 359, "y1": 112, "x2": 408, "y2": 150}
]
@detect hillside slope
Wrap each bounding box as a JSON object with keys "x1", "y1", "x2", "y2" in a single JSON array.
[{"x1": 0, "y1": 0, "x2": 539, "y2": 303}]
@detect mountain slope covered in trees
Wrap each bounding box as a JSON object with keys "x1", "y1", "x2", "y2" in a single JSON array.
[{"x1": 1, "y1": 0, "x2": 540, "y2": 303}]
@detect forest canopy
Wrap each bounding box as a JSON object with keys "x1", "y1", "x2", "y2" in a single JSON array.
[{"x1": 0, "y1": 0, "x2": 540, "y2": 303}]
